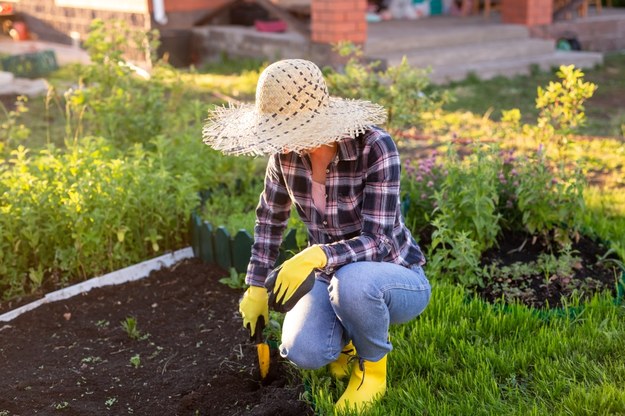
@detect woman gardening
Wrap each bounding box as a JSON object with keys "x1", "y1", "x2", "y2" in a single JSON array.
[{"x1": 202, "y1": 59, "x2": 431, "y2": 412}]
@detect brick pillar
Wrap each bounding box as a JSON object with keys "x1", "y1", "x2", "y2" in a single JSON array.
[
  {"x1": 311, "y1": 0, "x2": 367, "y2": 45},
  {"x1": 501, "y1": 0, "x2": 553, "y2": 26}
]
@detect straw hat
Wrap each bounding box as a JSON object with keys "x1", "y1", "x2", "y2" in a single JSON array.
[{"x1": 202, "y1": 59, "x2": 387, "y2": 156}]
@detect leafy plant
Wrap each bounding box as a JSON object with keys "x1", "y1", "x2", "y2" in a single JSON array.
[
  {"x1": 130, "y1": 354, "x2": 141, "y2": 368},
  {"x1": 61, "y1": 19, "x2": 194, "y2": 149},
  {"x1": 535, "y1": 65, "x2": 597, "y2": 147},
  {"x1": 0, "y1": 95, "x2": 31, "y2": 157},
  {"x1": 514, "y1": 148, "x2": 586, "y2": 246},
  {"x1": 427, "y1": 218, "x2": 483, "y2": 288},
  {"x1": 104, "y1": 397, "x2": 117, "y2": 409},
  {"x1": 121, "y1": 317, "x2": 141, "y2": 340},
  {"x1": 200, "y1": 178, "x2": 263, "y2": 235},
  {"x1": 54, "y1": 401, "x2": 69, "y2": 410},
  {"x1": 401, "y1": 151, "x2": 445, "y2": 236},
  {"x1": 323, "y1": 42, "x2": 451, "y2": 132},
  {"x1": 219, "y1": 267, "x2": 246, "y2": 289},
  {"x1": 432, "y1": 145, "x2": 502, "y2": 252}
]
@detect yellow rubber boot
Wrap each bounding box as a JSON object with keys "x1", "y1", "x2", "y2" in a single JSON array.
[
  {"x1": 328, "y1": 341, "x2": 356, "y2": 379},
  {"x1": 335, "y1": 355, "x2": 387, "y2": 413}
]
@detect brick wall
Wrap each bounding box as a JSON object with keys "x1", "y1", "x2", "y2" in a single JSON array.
[
  {"x1": 16, "y1": 0, "x2": 150, "y2": 45},
  {"x1": 311, "y1": 0, "x2": 367, "y2": 44},
  {"x1": 160, "y1": 0, "x2": 227, "y2": 12},
  {"x1": 501, "y1": 0, "x2": 553, "y2": 26}
]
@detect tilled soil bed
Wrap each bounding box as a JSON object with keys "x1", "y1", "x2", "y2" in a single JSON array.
[{"x1": 0, "y1": 258, "x2": 314, "y2": 416}]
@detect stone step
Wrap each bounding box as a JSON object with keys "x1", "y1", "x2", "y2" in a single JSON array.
[
  {"x1": 365, "y1": 23, "x2": 530, "y2": 56},
  {"x1": 428, "y1": 50, "x2": 604, "y2": 84},
  {"x1": 374, "y1": 38, "x2": 556, "y2": 69}
]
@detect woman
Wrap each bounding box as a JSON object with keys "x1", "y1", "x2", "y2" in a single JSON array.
[{"x1": 203, "y1": 58, "x2": 430, "y2": 412}]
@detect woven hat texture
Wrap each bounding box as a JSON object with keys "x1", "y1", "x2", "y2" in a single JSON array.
[{"x1": 202, "y1": 59, "x2": 387, "y2": 156}]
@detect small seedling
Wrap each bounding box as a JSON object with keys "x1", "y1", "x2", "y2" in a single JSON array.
[
  {"x1": 219, "y1": 267, "x2": 246, "y2": 289},
  {"x1": 105, "y1": 397, "x2": 117, "y2": 409},
  {"x1": 121, "y1": 317, "x2": 141, "y2": 340},
  {"x1": 54, "y1": 401, "x2": 69, "y2": 410},
  {"x1": 130, "y1": 354, "x2": 141, "y2": 369},
  {"x1": 81, "y1": 356, "x2": 102, "y2": 364},
  {"x1": 95, "y1": 320, "x2": 110, "y2": 329}
]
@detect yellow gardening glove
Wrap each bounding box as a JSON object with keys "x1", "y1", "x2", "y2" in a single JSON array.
[
  {"x1": 265, "y1": 245, "x2": 327, "y2": 312},
  {"x1": 239, "y1": 285, "x2": 269, "y2": 339}
]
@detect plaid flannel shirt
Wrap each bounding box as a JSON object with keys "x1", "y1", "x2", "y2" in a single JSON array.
[{"x1": 246, "y1": 127, "x2": 426, "y2": 287}]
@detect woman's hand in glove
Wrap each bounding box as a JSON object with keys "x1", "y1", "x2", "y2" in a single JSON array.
[
  {"x1": 265, "y1": 245, "x2": 327, "y2": 312},
  {"x1": 239, "y1": 285, "x2": 269, "y2": 338}
]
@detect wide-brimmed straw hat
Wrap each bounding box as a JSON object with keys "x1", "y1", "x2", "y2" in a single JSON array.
[{"x1": 202, "y1": 59, "x2": 387, "y2": 156}]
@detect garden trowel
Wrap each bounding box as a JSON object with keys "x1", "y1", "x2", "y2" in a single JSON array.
[{"x1": 254, "y1": 316, "x2": 270, "y2": 380}]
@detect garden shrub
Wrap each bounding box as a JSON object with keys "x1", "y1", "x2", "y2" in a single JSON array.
[
  {"x1": 62, "y1": 19, "x2": 192, "y2": 149},
  {"x1": 323, "y1": 42, "x2": 452, "y2": 133},
  {"x1": 401, "y1": 65, "x2": 599, "y2": 292},
  {"x1": 401, "y1": 151, "x2": 444, "y2": 237},
  {"x1": 0, "y1": 20, "x2": 264, "y2": 298},
  {"x1": 0, "y1": 138, "x2": 199, "y2": 299}
]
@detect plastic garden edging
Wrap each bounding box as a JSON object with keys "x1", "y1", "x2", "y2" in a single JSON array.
[
  {"x1": 189, "y1": 212, "x2": 300, "y2": 274},
  {"x1": 0, "y1": 247, "x2": 194, "y2": 323}
]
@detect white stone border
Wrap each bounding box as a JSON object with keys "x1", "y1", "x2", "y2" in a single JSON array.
[{"x1": 0, "y1": 247, "x2": 194, "y2": 322}]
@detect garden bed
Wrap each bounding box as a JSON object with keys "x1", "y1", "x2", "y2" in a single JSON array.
[
  {"x1": 0, "y1": 258, "x2": 313, "y2": 416},
  {"x1": 476, "y1": 231, "x2": 623, "y2": 309}
]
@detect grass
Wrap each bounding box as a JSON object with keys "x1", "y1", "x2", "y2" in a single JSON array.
[
  {"x1": 305, "y1": 283, "x2": 625, "y2": 415},
  {"x1": 583, "y1": 186, "x2": 625, "y2": 260}
]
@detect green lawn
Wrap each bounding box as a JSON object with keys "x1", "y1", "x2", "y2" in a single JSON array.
[{"x1": 306, "y1": 283, "x2": 625, "y2": 415}]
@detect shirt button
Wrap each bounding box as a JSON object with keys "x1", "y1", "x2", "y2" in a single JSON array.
[
  {"x1": 325, "y1": 194, "x2": 328, "y2": 199},
  {"x1": 323, "y1": 220, "x2": 328, "y2": 225},
  {"x1": 325, "y1": 169, "x2": 330, "y2": 174}
]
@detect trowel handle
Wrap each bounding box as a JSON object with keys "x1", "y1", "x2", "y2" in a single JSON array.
[{"x1": 254, "y1": 315, "x2": 265, "y2": 344}]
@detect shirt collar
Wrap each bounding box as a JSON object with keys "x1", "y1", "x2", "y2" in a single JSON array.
[{"x1": 337, "y1": 135, "x2": 359, "y2": 161}]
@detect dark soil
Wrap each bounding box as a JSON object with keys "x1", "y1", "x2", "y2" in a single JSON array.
[
  {"x1": 477, "y1": 231, "x2": 623, "y2": 308},
  {"x1": 0, "y1": 258, "x2": 314, "y2": 416}
]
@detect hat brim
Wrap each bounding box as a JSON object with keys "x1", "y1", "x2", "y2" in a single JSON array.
[{"x1": 202, "y1": 97, "x2": 387, "y2": 156}]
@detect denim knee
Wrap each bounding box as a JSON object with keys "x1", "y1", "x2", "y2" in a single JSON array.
[
  {"x1": 329, "y1": 271, "x2": 378, "y2": 315},
  {"x1": 280, "y1": 339, "x2": 334, "y2": 370}
]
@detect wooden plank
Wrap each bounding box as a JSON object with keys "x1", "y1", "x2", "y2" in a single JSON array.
[
  {"x1": 232, "y1": 229, "x2": 253, "y2": 273},
  {"x1": 215, "y1": 226, "x2": 233, "y2": 271},
  {"x1": 199, "y1": 221, "x2": 215, "y2": 264}
]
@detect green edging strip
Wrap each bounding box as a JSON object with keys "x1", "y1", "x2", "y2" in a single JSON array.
[
  {"x1": 190, "y1": 212, "x2": 300, "y2": 274},
  {"x1": 0, "y1": 50, "x2": 59, "y2": 78}
]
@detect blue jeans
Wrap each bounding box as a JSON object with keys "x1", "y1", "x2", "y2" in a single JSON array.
[{"x1": 280, "y1": 261, "x2": 431, "y2": 369}]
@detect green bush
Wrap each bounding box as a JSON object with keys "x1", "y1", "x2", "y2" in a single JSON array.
[
  {"x1": 62, "y1": 19, "x2": 191, "y2": 148},
  {"x1": 0, "y1": 138, "x2": 199, "y2": 299},
  {"x1": 403, "y1": 144, "x2": 587, "y2": 288},
  {"x1": 323, "y1": 42, "x2": 452, "y2": 133}
]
